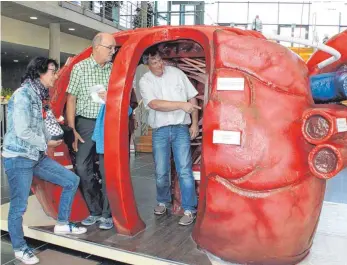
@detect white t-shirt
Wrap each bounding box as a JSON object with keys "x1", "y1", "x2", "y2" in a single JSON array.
[{"x1": 139, "y1": 66, "x2": 198, "y2": 129}]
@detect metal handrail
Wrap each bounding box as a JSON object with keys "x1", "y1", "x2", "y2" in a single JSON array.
[{"x1": 265, "y1": 34, "x2": 341, "y2": 69}]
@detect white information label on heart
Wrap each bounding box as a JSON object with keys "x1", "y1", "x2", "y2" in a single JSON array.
[
  {"x1": 336, "y1": 118, "x2": 347, "y2": 132},
  {"x1": 213, "y1": 130, "x2": 241, "y2": 145},
  {"x1": 217, "y1": 77, "x2": 244, "y2": 91}
]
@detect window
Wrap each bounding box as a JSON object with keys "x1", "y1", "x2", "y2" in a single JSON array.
[
  {"x1": 279, "y1": 3, "x2": 309, "y2": 25},
  {"x1": 218, "y1": 3, "x2": 248, "y2": 24},
  {"x1": 262, "y1": 25, "x2": 278, "y2": 36},
  {"x1": 171, "y1": 4, "x2": 180, "y2": 12},
  {"x1": 157, "y1": 14, "x2": 168, "y2": 26},
  {"x1": 185, "y1": 5, "x2": 195, "y2": 12},
  {"x1": 309, "y1": 26, "x2": 340, "y2": 43},
  {"x1": 68, "y1": 1, "x2": 81, "y2": 6},
  {"x1": 279, "y1": 27, "x2": 293, "y2": 47},
  {"x1": 204, "y1": 2, "x2": 218, "y2": 25},
  {"x1": 249, "y1": 3, "x2": 278, "y2": 24},
  {"x1": 171, "y1": 14, "x2": 180, "y2": 26},
  {"x1": 92, "y1": 1, "x2": 101, "y2": 14},
  {"x1": 341, "y1": 4, "x2": 347, "y2": 26},
  {"x1": 157, "y1": 1, "x2": 168, "y2": 12},
  {"x1": 311, "y1": 2, "x2": 340, "y2": 26},
  {"x1": 185, "y1": 15, "x2": 195, "y2": 25}
]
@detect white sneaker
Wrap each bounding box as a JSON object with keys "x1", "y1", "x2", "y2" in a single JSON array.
[
  {"x1": 15, "y1": 248, "x2": 39, "y2": 265},
  {"x1": 54, "y1": 222, "x2": 87, "y2": 235}
]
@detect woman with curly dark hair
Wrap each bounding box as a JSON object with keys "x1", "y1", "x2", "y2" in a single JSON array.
[{"x1": 2, "y1": 57, "x2": 87, "y2": 265}]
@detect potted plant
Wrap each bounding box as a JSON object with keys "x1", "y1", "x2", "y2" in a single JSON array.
[{"x1": 1, "y1": 88, "x2": 14, "y2": 103}]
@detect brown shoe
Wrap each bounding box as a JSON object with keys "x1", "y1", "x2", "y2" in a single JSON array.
[
  {"x1": 178, "y1": 210, "x2": 196, "y2": 226},
  {"x1": 154, "y1": 203, "x2": 167, "y2": 215}
]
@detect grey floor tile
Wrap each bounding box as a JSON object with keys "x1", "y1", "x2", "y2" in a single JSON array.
[
  {"x1": 1, "y1": 241, "x2": 15, "y2": 264},
  {"x1": 1, "y1": 233, "x2": 11, "y2": 244},
  {"x1": 134, "y1": 153, "x2": 153, "y2": 163},
  {"x1": 130, "y1": 156, "x2": 153, "y2": 169},
  {"x1": 299, "y1": 233, "x2": 347, "y2": 265},
  {"x1": 137, "y1": 204, "x2": 156, "y2": 224},
  {"x1": 86, "y1": 254, "x2": 128, "y2": 265},
  {"x1": 1, "y1": 234, "x2": 47, "y2": 250},
  {"x1": 1, "y1": 185, "x2": 10, "y2": 199},
  {"x1": 85, "y1": 254, "x2": 104, "y2": 263},
  {"x1": 1, "y1": 174, "x2": 9, "y2": 188},
  {"x1": 36, "y1": 244, "x2": 91, "y2": 259},
  {"x1": 131, "y1": 177, "x2": 156, "y2": 207},
  {"x1": 131, "y1": 167, "x2": 155, "y2": 178}
]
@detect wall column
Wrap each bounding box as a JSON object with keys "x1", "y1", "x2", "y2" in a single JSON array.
[{"x1": 49, "y1": 23, "x2": 60, "y2": 65}]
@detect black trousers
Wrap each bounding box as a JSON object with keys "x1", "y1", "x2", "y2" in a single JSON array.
[{"x1": 75, "y1": 116, "x2": 111, "y2": 218}]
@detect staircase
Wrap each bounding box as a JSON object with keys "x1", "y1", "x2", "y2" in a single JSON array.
[{"x1": 135, "y1": 128, "x2": 153, "y2": 153}]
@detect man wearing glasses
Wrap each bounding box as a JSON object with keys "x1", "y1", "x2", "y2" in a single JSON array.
[{"x1": 66, "y1": 32, "x2": 116, "y2": 230}]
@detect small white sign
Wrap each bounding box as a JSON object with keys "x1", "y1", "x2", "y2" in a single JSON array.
[
  {"x1": 217, "y1": 77, "x2": 244, "y2": 91},
  {"x1": 193, "y1": 171, "x2": 201, "y2": 181},
  {"x1": 54, "y1": 152, "x2": 64, "y2": 157},
  {"x1": 213, "y1": 130, "x2": 241, "y2": 145},
  {"x1": 336, "y1": 118, "x2": 347, "y2": 132},
  {"x1": 65, "y1": 165, "x2": 73, "y2": 170}
]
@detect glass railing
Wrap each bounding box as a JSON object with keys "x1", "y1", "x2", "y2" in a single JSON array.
[{"x1": 60, "y1": 1, "x2": 154, "y2": 30}]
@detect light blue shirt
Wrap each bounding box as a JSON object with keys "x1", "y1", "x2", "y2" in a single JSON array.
[{"x1": 92, "y1": 104, "x2": 132, "y2": 154}]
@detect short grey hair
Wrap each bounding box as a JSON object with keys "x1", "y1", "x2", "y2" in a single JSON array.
[{"x1": 92, "y1": 34, "x2": 103, "y2": 49}]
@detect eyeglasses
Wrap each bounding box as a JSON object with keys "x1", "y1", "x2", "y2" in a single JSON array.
[
  {"x1": 48, "y1": 68, "x2": 58, "y2": 74},
  {"x1": 99, "y1": 44, "x2": 116, "y2": 51}
]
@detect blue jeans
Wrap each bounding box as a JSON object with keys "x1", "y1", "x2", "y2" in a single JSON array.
[
  {"x1": 3, "y1": 154, "x2": 80, "y2": 251},
  {"x1": 152, "y1": 125, "x2": 197, "y2": 212}
]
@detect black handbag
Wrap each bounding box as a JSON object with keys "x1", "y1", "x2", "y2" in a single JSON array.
[{"x1": 60, "y1": 124, "x2": 75, "y2": 150}]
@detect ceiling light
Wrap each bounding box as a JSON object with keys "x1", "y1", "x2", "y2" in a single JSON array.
[
  {"x1": 30, "y1": 16, "x2": 38, "y2": 20},
  {"x1": 26, "y1": 56, "x2": 29, "y2": 58},
  {"x1": 68, "y1": 28, "x2": 75, "y2": 31},
  {"x1": 13, "y1": 60, "x2": 19, "y2": 62}
]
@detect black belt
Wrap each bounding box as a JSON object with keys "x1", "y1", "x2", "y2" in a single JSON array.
[{"x1": 76, "y1": 116, "x2": 96, "y2": 121}]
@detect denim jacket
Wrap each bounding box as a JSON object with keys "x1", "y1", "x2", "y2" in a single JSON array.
[{"x1": 3, "y1": 83, "x2": 50, "y2": 161}]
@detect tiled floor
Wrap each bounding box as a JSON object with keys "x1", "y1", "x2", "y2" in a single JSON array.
[{"x1": 1, "y1": 153, "x2": 347, "y2": 265}]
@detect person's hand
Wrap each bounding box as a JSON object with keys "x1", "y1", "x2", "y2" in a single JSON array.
[
  {"x1": 97, "y1": 91, "x2": 107, "y2": 102},
  {"x1": 189, "y1": 124, "x2": 199, "y2": 140},
  {"x1": 73, "y1": 130, "x2": 85, "y2": 152},
  {"x1": 181, "y1": 102, "x2": 201, "y2": 114},
  {"x1": 48, "y1": 139, "x2": 63, "y2": 148}
]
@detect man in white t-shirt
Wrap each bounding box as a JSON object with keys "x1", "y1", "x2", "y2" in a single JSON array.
[{"x1": 139, "y1": 47, "x2": 200, "y2": 226}]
